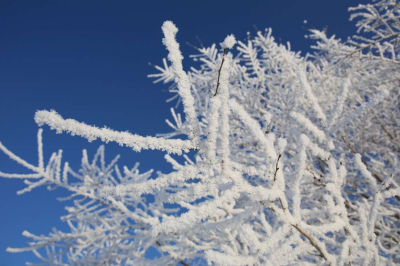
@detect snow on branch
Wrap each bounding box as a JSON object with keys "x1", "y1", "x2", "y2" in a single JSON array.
[
  {"x1": 162, "y1": 21, "x2": 199, "y2": 144},
  {"x1": 297, "y1": 67, "x2": 327, "y2": 123},
  {"x1": 34, "y1": 110, "x2": 195, "y2": 154},
  {"x1": 290, "y1": 112, "x2": 326, "y2": 143},
  {"x1": 101, "y1": 165, "x2": 202, "y2": 198},
  {"x1": 329, "y1": 88, "x2": 390, "y2": 134},
  {"x1": 229, "y1": 99, "x2": 277, "y2": 160}
]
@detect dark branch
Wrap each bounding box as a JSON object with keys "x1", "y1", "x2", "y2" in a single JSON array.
[
  {"x1": 273, "y1": 154, "x2": 282, "y2": 181},
  {"x1": 214, "y1": 48, "x2": 227, "y2": 97}
]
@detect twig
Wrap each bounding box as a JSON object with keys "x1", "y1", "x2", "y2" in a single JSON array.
[
  {"x1": 307, "y1": 251, "x2": 323, "y2": 258},
  {"x1": 317, "y1": 158, "x2": 326, "y2": 174},
  {"x1": 273, "y1": 154, "x2": 282, "y2": 181},
  {"x1": 267, "y1": 206, "x2": 328, "y2": 262},
  {"x1": 214, "y1": 48, "x2": 227, "y2": 96},
  {"x1": 291, "y1": 224, "x2": 329, "y2": 262},
  {"x1": 253, "y1": 24, "x2": 260, "y2": 32},
  {"x1": 186, "y1": 41, "x2": 199, "y2": 50},
  {"x1": 156, "y1": 240, "x2": 189, "y2": 266},
  {"x1": 278, "y1": 197, "x2": 286, "y2": 211},
  {"x1": 196, "y1": 35, "x2": 204, "y2": 49},
  {"x1": 306, "y1": 166, "x2": 326, "y2": 187}
]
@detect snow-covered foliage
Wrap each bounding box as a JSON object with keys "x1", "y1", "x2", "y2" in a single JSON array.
[{"x1": 1, "y1": 1, "x2": 400, "y2": 265}]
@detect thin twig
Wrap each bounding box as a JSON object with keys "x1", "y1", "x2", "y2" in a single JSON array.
[
  {"x1": 214, "y1": 48, "x2": 227, "y2": 96},
  {"x1": 307, "y1": 251, "x2": 323, "y2": 258},
  {"x1": 278, "y1": 197, "x2": 286, "y2": 211},
  {"x1": 291, "y1": 224, "x2": 328, "y2": 262},
  {"x1": 253, "y1": 24, "x2": 260, "y2": 32},
  {"x1": 267, "y1": 206, "x2": 327, "y2": 262},
  {"x1": 273, "y1": 154, "x2": 282, "y2": 181},
  {"x1": 306, "y1": 166, "x2": 326, "y2": 187},
  {"x1": 156, "y1": 240, "x2": 189, "y2": 266},
  {"x1": 186, "y1": 41, "x2": 199, "y2": 50},
  {"x1": 196, "y1": 35, "x2": 204, "y2": 49}
]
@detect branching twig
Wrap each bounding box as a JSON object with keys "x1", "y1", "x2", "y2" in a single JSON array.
[{"x1": 333, "y1": 33, "x2": 400, "y2": 69}]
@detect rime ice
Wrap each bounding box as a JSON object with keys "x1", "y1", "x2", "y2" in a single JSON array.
[
  {"x1": 1, "y1": 2, "x2": 400, "y2": 264},
  {"x1": 220, "y1": 34, "x2": 236, "y2": 49}
]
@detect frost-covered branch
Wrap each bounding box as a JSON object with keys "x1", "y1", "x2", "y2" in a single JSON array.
[{"x1": 35, "y1": 110, "x2": 195, "y2": 154}]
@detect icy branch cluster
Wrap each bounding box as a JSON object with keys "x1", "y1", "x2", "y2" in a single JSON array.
[{"x1": 1, "y1": 2, "x2": 400, "y2": 265}]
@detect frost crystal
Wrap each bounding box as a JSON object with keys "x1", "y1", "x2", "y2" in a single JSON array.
[{"x1": 220, "y1": 34, "x2": 236, "y2": 49}]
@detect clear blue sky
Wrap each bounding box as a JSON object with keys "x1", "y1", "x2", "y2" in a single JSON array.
[{"x1": 0, "y1": 0, "x2": 359, "y2": 264}]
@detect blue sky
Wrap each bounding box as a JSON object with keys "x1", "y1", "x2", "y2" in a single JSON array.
[{"x1": 0, "y1": 0, "x2": 359, "y2": 264}]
